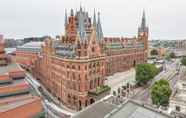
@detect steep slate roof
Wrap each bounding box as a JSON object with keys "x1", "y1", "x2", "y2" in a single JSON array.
[{"x1": 55, "y1": 44, "x2": 76, "y2": 58}]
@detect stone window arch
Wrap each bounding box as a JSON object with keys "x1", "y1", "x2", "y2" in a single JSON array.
[
  {"x1": 90, "y1": 80, "x2": 93, "y2": 89},
  {"x1": 68, "y1": 94, "x2": 71, "y2": 103},
  {"x1": 92, "y1": 47, "x2": 95, "y2": 52}
]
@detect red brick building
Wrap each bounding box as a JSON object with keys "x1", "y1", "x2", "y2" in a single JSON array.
[
  {"x1": 0, "y1": 35, "x2": 7, "y2": 66},
  {"x1": 0, "y1": 62, "x2": 43, "y2": 117},
  {"x1": 15, "y1": 42, "x2": 44, "y2": 71},
  {"x1": 0, "y1": 95, "x2": 43, "y2": 118},
  {"x1": 33, "y1": 7, "x2": 148, "y2": 110}
]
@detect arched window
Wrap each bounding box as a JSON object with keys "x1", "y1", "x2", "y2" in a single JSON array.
[
  {"x1": 92, "y1": 47, "x2": 95, "y2": 52},
  {"x1": 68, "y1": 94, "x2": 71, "y2": 103},
  {"x1": 78, "y1": 65, "x2": 81, "y2": 70},
  {"x1": 78, "y1": 51, "x2": 81, "y2": 57},
  {"x1": 90, "y1": 80, "x2": 93, "y2": 89},
  {"x1": 72, "y1": 72, "x2": 75, "y2": 79}
]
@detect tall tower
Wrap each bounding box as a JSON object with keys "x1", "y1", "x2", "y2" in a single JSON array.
[{"x1": 138, "y1": 10, "x2": 149, "y2": 52}]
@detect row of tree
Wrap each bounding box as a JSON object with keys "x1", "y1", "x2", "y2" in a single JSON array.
[
  {"x1": 135, "y1": 63, "x2": 171, "y2": 107},
  {"x1": 150, "y1": 57, "x2": 186, "y2": 107},
  {"x1": 135, "y1": 54, "x2": 186, "y2": 107}
]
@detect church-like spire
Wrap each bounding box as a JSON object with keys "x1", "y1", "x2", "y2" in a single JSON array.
[
  {"x1": 78, "y1": 9, "x2": 86, "y2": 40},
  {"x1": 70, "y1": 9, "x2": 74, "y2": 16},
  {"x1": 80, "y1": 3, "x2": 83, "y2": 12},
  {"x1": 96, "y1": 12, "x2": 103, "y2": 40},
  {"x1": 141, "y1": 10, "x2": 146, "y2": 29},
  {"x1": 138, "y1": 10, "x2": 149, "y2": 51},
  {"x1": 138, "y1": 10, "x2": 148, "y2": 33},
  {"x1": 65, "y1": 9, "x2": 68, "y2": 28},
  {"x1": 93, "y1": 9, "x2": 97, "y2": 28}
]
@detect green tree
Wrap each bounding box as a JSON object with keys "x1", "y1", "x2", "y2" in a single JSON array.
[
  {"x1": 169, "y1": 52, "x2": 176, "y2": 58},
  {"x1": 151, "y1": 79, "x2": 172, "y2": 107},
  {"x1": 150, "y1": 49, "x2": 158, "y2": 56},
  {"x1": 165, "y1": 54, "x2": 171, "y2": 61},
  {"x1": 181, "y1": 57, "x2": 186, "y2": 66},
  {"x1": 136, "y1": 64, "x2": 159, "y2": 86}
]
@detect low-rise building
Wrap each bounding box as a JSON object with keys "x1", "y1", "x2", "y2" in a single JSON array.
[
  {"x1": 0, "y1": 63, "x2": 25, "y2": 79},
  {"x1": 0, "y1": 74, "x2": 12, "y2": 84},
  {"x1": 0, "y1": 81, "x2": 30, "y2": 98},
  {"x1": 15, "y1": 41, "x2": 44, "y2": 71},
  {"x1": 169, "y1": 78, "x2": 186, "y2": 115},
  {"x1": 0, "y1": 95, "x2": 43, "y2": 118},
  {"x1": 73, "y1": 99, "x2": 172, "y2": 118},
  {"x1": 0, "y1": 63, "x2": 44, "y2": 118},
  {"x1": 149, "y1": 47, "x2": 167, "y2": 59}
]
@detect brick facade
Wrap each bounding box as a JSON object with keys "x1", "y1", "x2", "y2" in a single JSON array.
[
  {"x1": 0, "y1": 35, "x2": 7, "y2": 66},
  {"x1": 33, "y1": 7, "x2": 148, "y2": 110},
  {"x1": 0, "y1": 96, "x2": 43, "y2": 118}
]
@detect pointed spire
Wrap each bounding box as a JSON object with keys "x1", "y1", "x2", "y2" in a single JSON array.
[
  {"x1": 96, "y1": 12, "x2": 103, "y2": 40},
  {"x1": 70, "y1": 9, "x2": 74, "y2": 16},
  {"x1": 80, "y1": 3, "x2": 83, "y2": 12},
  {"x1": 78, "y1": 10, "x2": 86, "y2": 40},
  {"x1": 93, "y1": 9, "x2": 97, "y2": 28},
  {"x1": 138, "y1": 10, "x2": 148, "y2": 33},
  {"x1": 65, "y1": 9, "x2": 68, "y2": 28},
  {"x1": 141, "y1": 10, "x2": 146, "y2": 29}
]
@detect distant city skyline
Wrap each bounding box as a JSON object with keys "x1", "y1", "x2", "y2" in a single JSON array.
[{"x1": 0, "y1": 0, "x2": 186, "y2": 40}]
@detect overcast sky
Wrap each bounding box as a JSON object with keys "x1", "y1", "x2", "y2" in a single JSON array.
[{"x1": 0, "y1": 0, "x2": 185, "y2": 40}]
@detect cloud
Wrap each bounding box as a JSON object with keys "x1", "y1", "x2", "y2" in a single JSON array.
[{"x1": 0, "y1": 0, "x2": 185, "y2": 40}]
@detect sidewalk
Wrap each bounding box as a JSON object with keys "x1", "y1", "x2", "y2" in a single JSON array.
[{"x1": 106, "y1": 68, "x2": 135, "y2": 92}]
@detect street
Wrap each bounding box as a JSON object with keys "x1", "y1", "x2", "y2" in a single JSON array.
[
  {"x1": 132, "y1": 59, "x2": 182, "y2": 105},
  {"x1": 22, "y1": 59, "x2": 184, "y2": 117}
]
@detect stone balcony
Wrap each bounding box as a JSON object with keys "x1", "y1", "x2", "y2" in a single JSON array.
[{"x1": 88, "y1": 85, "x2": 111, "y2": 100}]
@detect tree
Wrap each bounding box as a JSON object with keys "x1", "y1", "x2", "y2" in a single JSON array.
[
  {"x1": 150, "y1": 49, "x2": 158, "y2": 56},
  {"x1": 165, "y1": 54, "x2": 171, "y2": 61},
  {"x1": 151, "y1": 79, "x2": 172, "y2": 107},
  {"x1": 169, "y1": 52, "x2": 176, "y2": 58},
  {"x1": 136, "y1": 64, "x2": 159, "y2": 86},
  {"x1": 181, "y1": 57, "x2": 186, "y2": 66}
]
